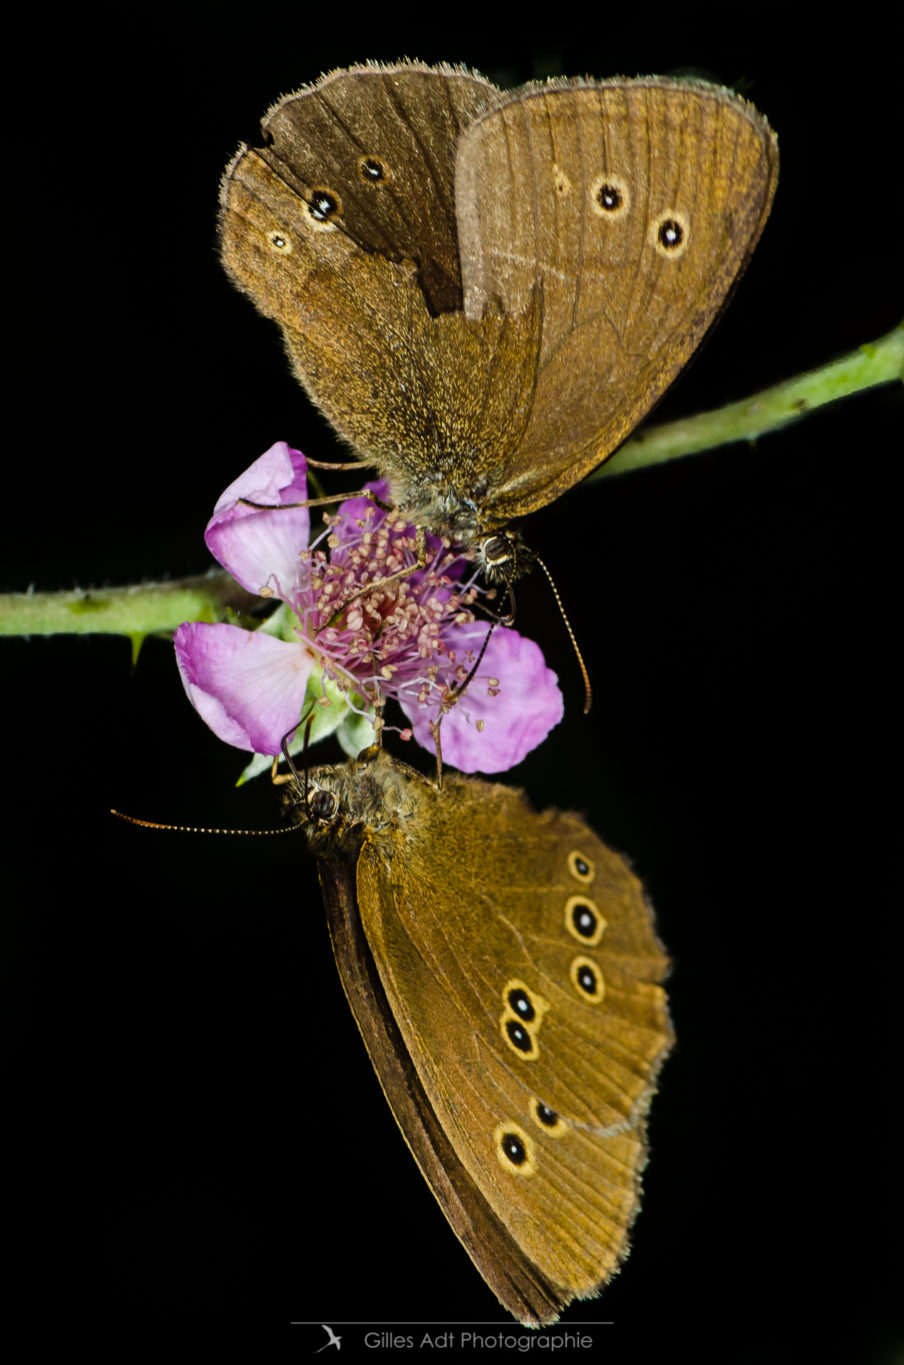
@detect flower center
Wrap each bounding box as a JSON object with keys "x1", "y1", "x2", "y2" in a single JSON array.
[{"x1": 293, "y1": 505, "x2": 481, "y2": 711}]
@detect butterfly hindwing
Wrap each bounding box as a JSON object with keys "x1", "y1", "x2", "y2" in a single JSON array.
[
  {"x1": 343, "y1": 760, "x2": 672, "y2": 1318},
  {"x1": 455, "y1": 79, "x2": 778, "y2": 519}
]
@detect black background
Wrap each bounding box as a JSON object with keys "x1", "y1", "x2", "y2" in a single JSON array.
[{"x1": 5, "y1": 5, "x2": 902, "y2": 1358}]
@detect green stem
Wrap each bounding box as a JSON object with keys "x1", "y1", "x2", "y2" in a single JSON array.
[
  {"x1": 2, "y1": 324, "x2": 900, "y2": 643},
  {"x1": 0, "y1": 572, "x2": 261, "y2": 653},
  {"x1": 596, "y1": 321, "x2": 902, "y2": 479}
]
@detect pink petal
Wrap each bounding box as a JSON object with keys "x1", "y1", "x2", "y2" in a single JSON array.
[
  {"x1": 403, "y1": 625, "x2": 563, "y2": 773},
  {"x1": 174, "y1": 621, "x2": 314, "y2": 755},
  {"x1": 204, "y1": 442, "x2": 310, "y2": 599}
]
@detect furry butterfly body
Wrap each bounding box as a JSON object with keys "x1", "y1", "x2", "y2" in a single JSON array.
[
  {"x1": 290, "y1": 749, "x2": 673, "y2": 1324},
  {"x1": 220, "y1": 61, "x2": 777, "y2": 573}
]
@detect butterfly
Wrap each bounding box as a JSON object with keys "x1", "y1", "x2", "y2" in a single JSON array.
[
  {"x1": 289, "y1": 746, "x2": 673, "y2": 1324},
  {"x1": 219, "y1": 60, "x2": 778, "y2": 581}
]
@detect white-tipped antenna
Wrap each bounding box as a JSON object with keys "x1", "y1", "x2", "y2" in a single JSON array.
[
  {"x1": 110, "y1": 810, "x2": 299, "y2": 836},
  {"x1": 111, "y1": 714, "x2": 318, "y2": 836},
  {"x1": 534, "y1": 555, "x2": 593, "y2": 714}
]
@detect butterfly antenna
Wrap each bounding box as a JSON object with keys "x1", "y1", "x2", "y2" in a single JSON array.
[
  {"x1": 113, "y1": 711, "x2": 321, "y2": 834},
  {"x1": 273, "y1": 711, "x2": 316, "y2": 804},
  {"x1": 534, "y1": 554, "x2": 593, "y2": 714},
  {"x1": 110, "y1": 810, "x2": 298, "y2": 836}
]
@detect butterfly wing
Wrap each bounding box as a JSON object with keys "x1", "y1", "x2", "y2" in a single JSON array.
[
  {"x1": 454, "y1": 78, "x2": 779, "y2": 520},
  {"x1": 221, "y1": 61, "x2": 496, "y2": 314},
  {"x1": 219, "y1": 64, "x2": 547, "y2": 522},
  {"x1": 316, "y1": 836, "x2": 563, "y2": 1325},
  {"x1": 221, "y1": 68, "x2": 776, "y2": 541},
  {"x1": 348, "y1": 768, "x2": 672, "y2": 1323}
]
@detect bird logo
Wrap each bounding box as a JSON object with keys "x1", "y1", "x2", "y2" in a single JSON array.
[{"x1": 314, "y1": 1324, "x2": 341, "y2": 1352}]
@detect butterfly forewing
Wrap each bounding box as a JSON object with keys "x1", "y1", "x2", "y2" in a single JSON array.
[{"x1": 221, "y1": 63, "x2": 495, "y2": 318}]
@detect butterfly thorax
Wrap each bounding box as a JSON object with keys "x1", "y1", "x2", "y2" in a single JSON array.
[
  {"x1": 392, "y1": 471, "x2": 492, "y2": 548},
  {"x1": 387, "y1": 467, "x2": 535, "y2": 584}
]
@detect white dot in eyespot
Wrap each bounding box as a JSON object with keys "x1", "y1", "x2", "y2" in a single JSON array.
[
  {"x1": 590, "y1": 173, "x2": 630, "y2": 219},
  {"x1": 650, "y1": 209, "x2": 690, "y2": 257},
  {"x1": 494, "y1": 1121, "x2": 536, "y2": 1175},
  {"x1": 564, "y1": 894, "x2": 606, "y2": 946},
  {"x1": 530, "y1": 1098, "x2": 566, "y2": 1136},
  {"x1": 266, "y1": 229, "x2": 292, "y2": 254},
  {"x1": 358, "y1": 155, "x2": 391, "y2": 184},
  {"x1": 304, "y1": 187, "x2": 342, "y2": 233},
  {"x1": 568, "y1": 850, "x2": 595, "y2": 883},
  {"x1": 570, "y1": 954, "x2": 606, "y2": 1004}
]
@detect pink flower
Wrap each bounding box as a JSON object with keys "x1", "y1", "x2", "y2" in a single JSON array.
[{"x1": 174, "y1": 443, "x2": 562, "y2": 773}]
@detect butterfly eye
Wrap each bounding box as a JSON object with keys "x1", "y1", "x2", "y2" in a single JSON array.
[
  {"x1": 480, "y1": 535, "x2": 511, "y2": 567},
  {"x1": 311, "y1": 790, "x2": 336, "y2": 819}
]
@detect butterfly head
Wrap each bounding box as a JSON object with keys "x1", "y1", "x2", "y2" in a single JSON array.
[
  {"x1": 283, "y1": 763, "x2": 359, "y2": 856},
  {"x1": 283, "y1": 750, "x2": 423, "y2": 856}
]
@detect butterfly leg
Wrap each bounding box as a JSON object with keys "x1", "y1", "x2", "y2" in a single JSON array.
[
  {"x1": 429, "y1": 717, "x2": 445, "y2": 789},
  {"x1": 238, "y1": 487, "x2": 394, "y2": 516},
  {"x1": 238, "y1": 488, "x2": 428, "y2": 607},
  {"x1": 370, "y1": 694, "x2": 385, "y2": 749},
  {"x1": 426, "y1": 619, "x2": 499, "y2": 787},
  {"x1": 313, "y1": 523, "x2": 428, "y2": 627},
  {"x1": 269, "y1": 754, "x2": 294, "y2": 787},
  {"x1": 303, "y1": 458, "x2": 373, "y2": 472}
]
